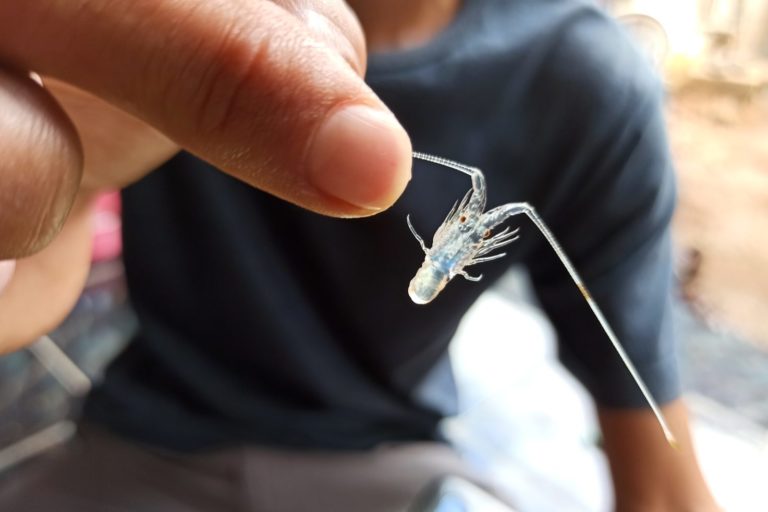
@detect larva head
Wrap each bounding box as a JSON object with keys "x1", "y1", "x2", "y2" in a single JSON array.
[{"x1": 408, "y1": 260, "x2": 449, "y2": 305}]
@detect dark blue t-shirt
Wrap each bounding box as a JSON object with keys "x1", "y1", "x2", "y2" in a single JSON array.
[{"x1": 84, "y1": 0, "x2": 680, "y2": 450}]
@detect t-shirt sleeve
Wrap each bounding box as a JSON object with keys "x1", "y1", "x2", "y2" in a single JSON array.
[{"x1": 524, "y1": 12, "x2": 680, "y2": 409}]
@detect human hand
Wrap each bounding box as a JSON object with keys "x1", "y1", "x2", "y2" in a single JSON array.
[{"x1": 0, "y1": 0, "x2": 412, "y2": 352}]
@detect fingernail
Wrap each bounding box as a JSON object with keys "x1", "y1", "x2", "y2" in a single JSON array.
[
  {"x1": 307, "y1": 104, "x2": 412, "y2": 211},
  {"x1": 0, "y1": 260, "x2": 16, "y2": 296}
]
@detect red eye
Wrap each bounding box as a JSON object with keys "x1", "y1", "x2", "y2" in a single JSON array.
[
  {"x1": 483, "y1": 229, "x2": 492, "y2": 239},
  {"x1": 459, "y1": 215, "x2": 467, "y2": 223}
]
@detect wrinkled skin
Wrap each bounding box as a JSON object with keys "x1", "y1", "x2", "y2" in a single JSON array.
[{"x1": 0, "y1": 0, "x2": 414, "y2": 352}]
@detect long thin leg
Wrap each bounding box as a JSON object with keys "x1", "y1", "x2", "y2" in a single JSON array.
[
  {"x1": 481, "y1": 202, "x2": 677, "y2": 446},
  {"x1": 406, "y1": 214, "x2": 428, "y2": 254}
]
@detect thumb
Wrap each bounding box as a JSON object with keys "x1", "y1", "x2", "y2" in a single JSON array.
[{"x1": 1, "y1": 0, "x2": 412, "y2": 217}]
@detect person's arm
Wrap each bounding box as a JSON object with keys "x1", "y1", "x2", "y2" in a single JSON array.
[
  {"x1": 599, "y1": 399, "x2": 721, "y2": 512},
  {"x1": 522, "y1": 10, "x2": 720, "y2": 510}
]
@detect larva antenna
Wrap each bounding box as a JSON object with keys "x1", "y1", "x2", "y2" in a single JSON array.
[
  {"x1": 412, "y1": 151, "x2": 479, "y2": 176},
  {"x1": 482, "y1": 201, "x2": 677, "y2": 446}
]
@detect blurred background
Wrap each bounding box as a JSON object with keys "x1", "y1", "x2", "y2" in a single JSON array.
[{"x1": 1, "y1": 1, "x2": 766, "y2": 510}]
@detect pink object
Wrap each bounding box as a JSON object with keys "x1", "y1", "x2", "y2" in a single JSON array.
[
  {"x1": 91, "y1": 192, "x2": 123, "y2": 262},
  {"x1": 0, "y1": 260, "x2": 16, "y2": 295}
]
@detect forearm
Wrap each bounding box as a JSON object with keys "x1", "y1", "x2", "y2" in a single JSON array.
[{"x1": 598, "y1": 398, "x2": 721, "y2": 512}]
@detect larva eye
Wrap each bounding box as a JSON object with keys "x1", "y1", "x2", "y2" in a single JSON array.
[
  {"x1": 459, "y1": 215, "x2": 467, "y2": 223},
  {"x1": 483, "y1": 229, "x2": 492, "y2": 239}
]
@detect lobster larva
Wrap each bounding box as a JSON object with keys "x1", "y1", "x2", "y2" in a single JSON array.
[{"x1": 407, "y1": 152, "x2": 676, "y2": 445}]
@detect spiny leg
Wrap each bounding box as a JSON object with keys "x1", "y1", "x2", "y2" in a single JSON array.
[
  {"x1": 483, "y1": 226, "x2": 521, "y2": 245},
  {"x1": 488, "y1": 226, "x2": 514, "y2": 239},
  {"x1": 406, "y1": 214, "x2": 428, "y2": 254},
  {"x1": 442, "y1": 199, "x2": 461, "y2": 225},
  {"x1": 458, "y1": 270, "x2": 483, "y2": 282},
  {"x1": 456, "y1": 188, "x2": 473, "y2": 215},
  {"x1": 470, "y1": 228, "x2": 520, "y2": 266},
  {"x1": 470, "y1": 252, "x2": 507, "y2": 265},
  {"x1": 480, "y1": 202, "x2": 676, "y2": 446},
  {"x1": 441, "y1": 190, "x2": 472, "y2": 227},
  {"x1": 477, "y1": 229, "x2": 521, "y2": 256},
  {"x1": 478, "y1": 236, "x2": 519, "y2": 255}
]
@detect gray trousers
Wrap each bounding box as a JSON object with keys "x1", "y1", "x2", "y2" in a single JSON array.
[{"x1": 0, "y1": 424, "x2": 503, "y2": 512}]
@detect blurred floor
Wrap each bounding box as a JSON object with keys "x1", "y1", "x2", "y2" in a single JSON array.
[
  {"x1": 0, "y1": 259, "x2": 134, "y2": 474},
  {"x1": 446, "y1": 270, "x2": 768, "y2": 512}
]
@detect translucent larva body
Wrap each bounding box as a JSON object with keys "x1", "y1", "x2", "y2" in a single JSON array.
[
  {"x1": 407, "y1": 153, "x2": 520, "y2": 304},
  {"x1": 406, "y1": 152, "x2": 677, "y2": 446}
]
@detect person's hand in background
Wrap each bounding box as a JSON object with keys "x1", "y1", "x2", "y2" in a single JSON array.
[{"x1": 0, "y1": 0, "x2": 412, "y2": 353}]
